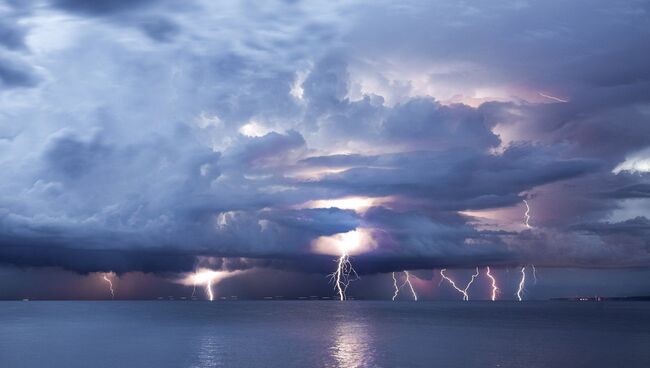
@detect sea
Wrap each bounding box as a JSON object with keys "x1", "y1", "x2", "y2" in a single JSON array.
[{"x1": 1, "y1": 301, "x2": 649, "y2": 368}]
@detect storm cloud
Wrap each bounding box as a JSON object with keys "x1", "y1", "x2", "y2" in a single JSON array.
[{"x1": 0, "y1": 0, "x2": 649, "y2": 297}]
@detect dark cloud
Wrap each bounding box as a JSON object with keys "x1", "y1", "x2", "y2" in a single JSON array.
[
  {"x1": 44, "y1": 132, "x2": 113, "y2": 179},
  {"x1": 138, "y1": 17, "x2": 180, "y2": 42},
  {"x1": 309, "y1": 146, "x2": 599, "y2": 211},
  {"x1": 261, "y1": 208, "x2": 359, "y2": 236},
  {"x1": 381, "y1": 99, "x2": 500, "y2": 150},
  {"x1": 51, "y1": 0, "x2": 160, "y2": 15},
  {"x1": 0, "y1": 56, "x2": 39, "y2": 87},
  {"x1": 0, "y1": 21, "x2": 26, "y2": 50},
  {"x1": 572, "y1": 217, "x2": 650, "y2": 238},
  {"x1": 599, "y1": 183, "x2": 650, "y2": 199}
]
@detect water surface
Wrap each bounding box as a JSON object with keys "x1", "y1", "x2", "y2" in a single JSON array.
[{"x1": 1, "y1": 301, "x2": 649, "y2": 367}]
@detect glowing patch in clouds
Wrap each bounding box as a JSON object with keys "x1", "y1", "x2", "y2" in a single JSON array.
[
  {"x1": 312, "y1": 228, "x2": 375, "y2": 256},
  {"x1": 238, "y1": 120, "x2": 272, "y2": 137},
  {"x1": 287, "y1": 167, "x2": 350, "y2": 180},
  {"x1": 179, "y1": 269, "x2": 242, "y2": 301},
  {"x1": 613, "y1": 147, "x2": 650, "y2": 174},
  {"x1": 299, "y1": 196, "x2": 391, "y2": 214}
]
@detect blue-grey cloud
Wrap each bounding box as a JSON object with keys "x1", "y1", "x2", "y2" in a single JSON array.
[
  {"x1": 0, "y1": 56, "x2": 38, "y2": 87},
  {"x1": 0, "y1": 0, "x2": 648, "y2": 282},
  {"x1": 0, "y1": 21, "x2": 26, "y2": 50},
  {"x1": 51, "y1": 0, "x2": 161, "y2": 15}
]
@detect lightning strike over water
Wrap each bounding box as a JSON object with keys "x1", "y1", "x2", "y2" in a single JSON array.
[
  {"x1": 324, "y1": 230, "x2": 361, "y2": 301},
  {"x1": 463, "y1": 267, "x2": 480, "y2": 300},
  {"x1": 181, "y1": 269, "x2": 242, "y2": 301},
  {"x1": 206, "y1": 279, "x2": 214, "y2": 301},
  {"x1": 485, "y1": 267, "x2": 499, "y2": 301},
  {"x1": 440, "y1": 267, "x2": 479, "y2": 301},
  {"x1": 392, "y1": 271, "x2": 418, "y2": 301},
  {"x1": 440, "y1": 269, "x2": 466, "y2": 299},
  {"x1": 403, "y1": 271, "x2": 418, "y2": 301},
  {"x1": 330, "y1": 251, "x2": 358, "y2": 301},
  {"x1": 392, "y1": 272, "x2": 400, "y2": 301},
  {"x1": 102, "y1": 273, "x2": 115, "y2": 299},
  {"x1": 516, "y1": 266, "x2": 526, "y2": 301},
  {"x1": 522, "y1": 200, "x2": 539, "y2": 290}
]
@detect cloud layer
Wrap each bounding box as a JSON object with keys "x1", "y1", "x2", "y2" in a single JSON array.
[{"x1": 0, "y1": 0, "x2": 649, "y2": 280}]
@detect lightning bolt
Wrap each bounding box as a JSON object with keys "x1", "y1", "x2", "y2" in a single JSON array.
[
  {"x1": 440, "y1": 267, "x2": 479, "y2": 301},
  {"x1": 403, "y1": 271, "x2": 418, "y2": 301},
  {"x1": 485, "y1": 266, "x2": 499, "y2": 301},
  {"x1": 516, "y1": 266, "x2": 526, "y2": 301},
  {"x1": 521, "y1": 200, "x2": 539, "y2": 291},
  {"x1": 531, "y1": 264, "x2": 538, "y2": 284},
  {"x1": 463, "y1": 267, "x2": 480, "y2": 300},
  {"x1": 538, "y1": 92, "x2": 568, "y2": 103},
  {"x1": 523, "y1": 199, "x2": 532, "y2": 229},
  {"x1": 206, "y1": 279, "x2": 214, "y2": 301},
  {"x1": 326, "y1": 230, "x2": 363, "y2": 301},
  {"x1": 183, "y1": 269, "x2": 242, "y2": 301},
  {"x1": 102, "y1": 273, "x2": 115, "y2": 299},
  {"x1": 392, "y1": 271, "x2": 418, "y2": 301},
  {"x1": 329, "y1": 250, "x2": 358, "y2": 301},
  {"x1": 392, "y1": 272, "x2": 400, "y2": 301}
]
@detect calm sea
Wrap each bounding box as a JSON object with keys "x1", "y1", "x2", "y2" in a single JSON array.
[{"x1": 1, "y1": 301, "x2": 649, "y2": 368}]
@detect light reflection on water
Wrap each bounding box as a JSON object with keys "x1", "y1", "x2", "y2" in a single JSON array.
[
  {"x1": 191, "y1": 333, "x2": 225, "y2": 368},
  {"x1": 329, "y1": 321, "x2": 376, "y2": 368}
]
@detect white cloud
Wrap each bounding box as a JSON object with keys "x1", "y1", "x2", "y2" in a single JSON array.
[{"x1": 613, "y1": 147, "x2": 650, "y2": 174}]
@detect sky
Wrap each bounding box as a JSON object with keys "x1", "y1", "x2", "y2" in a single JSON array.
[{"x1": 0, "y1": 0, "x2": 649, "y2": 300}]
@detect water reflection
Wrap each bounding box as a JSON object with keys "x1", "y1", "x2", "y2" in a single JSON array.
[
  {"x1": 190, "y1": 331, "x2": 226, "y2": 368},
  {"x1": 329, "y1": 320, "x2": 376, "y2": 368}
]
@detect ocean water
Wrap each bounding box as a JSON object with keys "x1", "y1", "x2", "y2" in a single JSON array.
[{"x1": 0, "y1": 301, "x2": 649, "y2": 368}]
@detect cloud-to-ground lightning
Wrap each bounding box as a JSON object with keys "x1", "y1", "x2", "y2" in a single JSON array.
[
  {"x1": 538, "y1": 92, "x2": 568, "y2": 103},
  {"x1": 392, "y1": 272, "x2": 400, "y2": 301},
  {"x1": 102, "y1": 273, "x2": 115, "y2": 299},
  {"x1": 181, "y1": 269, "x2": 242, "y2": 301},
  {"x1": 531, "y1": 264, "x2": 538, "y2": 284},
  {"x1": 326, "y1": 230, "x2": 361, "y2": 301},
  {"x1": 440, "y1": 267, "x2": 479, "y2": 301},
  {"x1": 330, "y1": 249, "x2": 358, "y2": 301},
  {"x1": 463, "y1": 268, "x2": 480, "y2": 300},
  {"x1": 392, "y1": 271, "x2": 418, "y2": 301},
  {"x1": 516, "y1": 266, "x2": 526, "y2": 301},
  {"x1": 485, "y1": 267, "x2": 499, "y2": 301},
  {"x1": 403, "y1": 271, "x2": 418, "y2": 301},
  {"x1": 440, "y1": 269, "x2": 466, "y2": 299},
  {"x1": 521, "y1": 200, "x2": 538, "y2": 296},
  {"x1": 206, "y1": 278, "x2": 214, "y2": 301}
]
